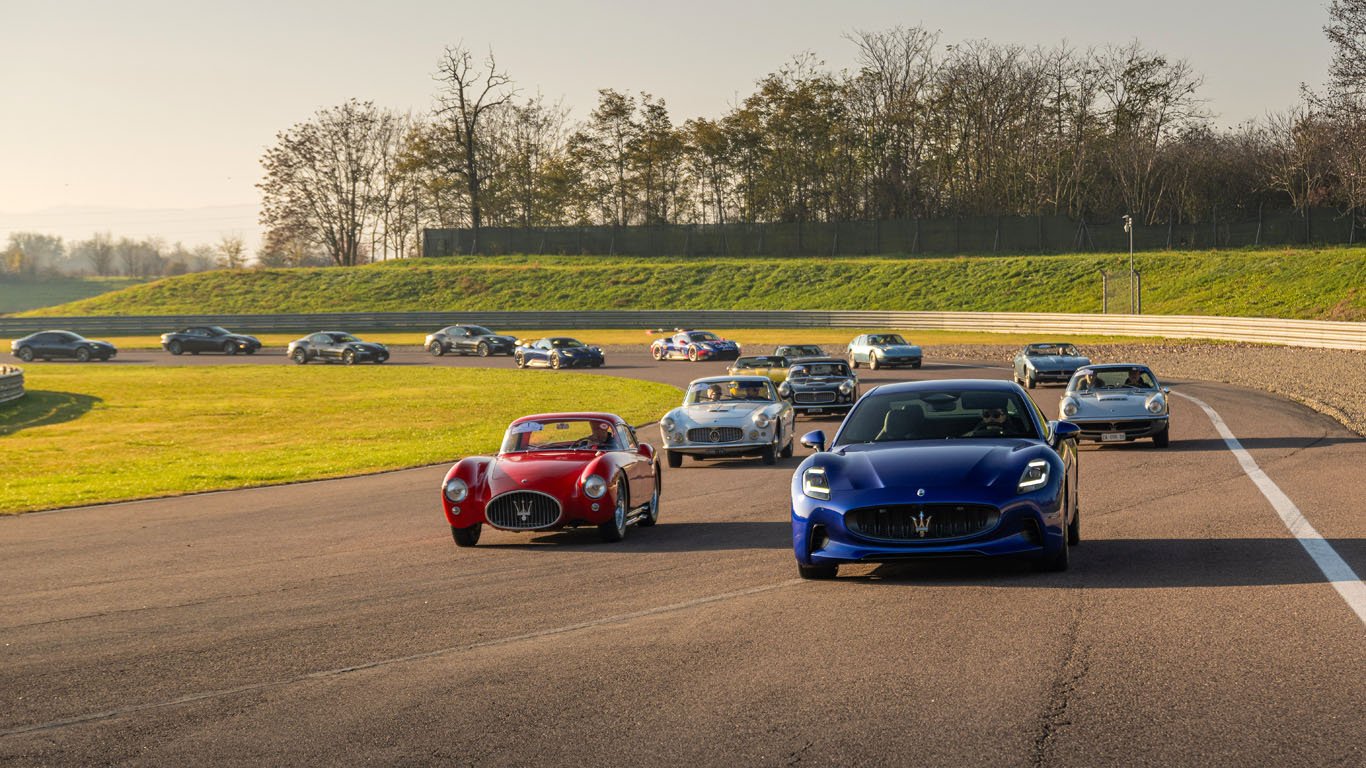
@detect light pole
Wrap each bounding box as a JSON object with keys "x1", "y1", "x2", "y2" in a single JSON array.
[{"x1": 1122, "y1": 214, "x2": 1135, "y2": 313}]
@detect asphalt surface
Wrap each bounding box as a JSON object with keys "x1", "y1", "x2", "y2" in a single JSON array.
[{"x1": 2, "y1": 351, "x2": 1363, "y2": 767}]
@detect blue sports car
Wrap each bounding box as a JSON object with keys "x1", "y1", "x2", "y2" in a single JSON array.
[
  {"x1": 790, "y1": 379, "x2": 1081, "y2": 579},
  {"x1": 514, "y1": 337, "x2": 605, "y2": 369}
]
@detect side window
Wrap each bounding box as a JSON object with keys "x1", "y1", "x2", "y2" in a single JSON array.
[
  {"x1": 618, "y1": 425, "x2": 636, "y2": 449},
  {"x1": 310, "y1": 334, "x2": 328, "y2": 344},
  {"x1": 1026, "y1": 395, "x2": 1049, "y2": 440}
]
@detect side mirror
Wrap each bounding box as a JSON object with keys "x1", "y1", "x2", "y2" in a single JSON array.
[
  {"x1": 800, "y1": 430, "x2": 827, "y2": 452},
  {"x1": 1051, "y1": 420, "x2": 1081, "y2": 445},
  {"x1": 638, "y1": 442, "x2": 655, "y2": 460},
  {"x1": 1162, "y1": 387, "x2": 1171, "y2": 394}
]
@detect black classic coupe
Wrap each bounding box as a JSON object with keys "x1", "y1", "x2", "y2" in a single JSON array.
[
  {"x1": 10, "y1": 331, "x2": 117, "y2": 362},
  {"x1": 425, "y1": 325, "x2": 517, "y2": 357},
  {"x1": 160, "y1": 326, "x2": 261, "y2": 356}
]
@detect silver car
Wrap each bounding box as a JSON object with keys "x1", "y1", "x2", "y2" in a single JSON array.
[
  {"x1": 1013, "y1": 342, "x2": 1091, "y2": 389},
  {"x1": 846, "y1": 333, "x2": 922, "y2": 370},
  {"x1": 659, "y1": 375, "x2": 796, "y2": 467},
  {"x1": 1059, "y1": 364, "x2": 1171, "y2": 447}
]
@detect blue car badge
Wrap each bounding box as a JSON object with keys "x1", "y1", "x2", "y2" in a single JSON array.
[{"x1": 913, "y1": 511, "x2": 932, "y2": 537}]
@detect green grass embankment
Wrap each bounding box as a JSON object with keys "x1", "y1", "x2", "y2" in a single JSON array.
[
  {"x1": 23, "y1": 248, "x2": 1366, "y2": 321},
  {"x1": 0, "y1": 276, "x2": 148, "y2": 315}
]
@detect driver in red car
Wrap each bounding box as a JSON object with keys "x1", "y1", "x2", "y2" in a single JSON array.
[{"x1": 588, "y1": 421, "x2": 618, "y2": 449}]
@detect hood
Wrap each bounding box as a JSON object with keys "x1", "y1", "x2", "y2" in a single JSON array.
[
  {"x1": 1028, "y1": 355, "x2": 1089, "y2": 370},
  {"x1": 227, "y1": 334, "x2": 258, "y2": 343},
  {"x1": 873, "y1": 343, "x2": 921, "y2": 354},
  {"x1": 85, "y1": 340, "x2": 114, "y2": 347},
  {"x1": 486, "y1": 451, "x2": 595, "y2": 497},
  {"x1": 482, "y1": 335, "x2": 516, "y2": 344},
  {"x1": 351, "y1": 342, "x2": 387, "y2": 352},
  {"x1": 830, "y1": 440, "x2": 1040, "y2": 491},
  {"x1": 1071, "y1": 390, "x2": 1156, "y2": 416},
  {"x1": 678, "y1": 402, "x2": 770, "y2": 424},
  {"x1": 789, "y1": 375, "x2": 851, "y2": 388}
]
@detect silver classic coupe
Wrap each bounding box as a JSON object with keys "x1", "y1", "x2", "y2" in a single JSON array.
[
  {"x1": 1058, "y1": 364, "x2": 1171, "y2": 447},
  {"x1": 1012, "y1": 342, "x2": 1092, "y2": 389},
  {"x1": 658, "y1": 375, "x2": 796, "y2": 467}
]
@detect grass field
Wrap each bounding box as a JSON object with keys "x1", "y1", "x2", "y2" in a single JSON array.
[
  {"x1": 89, "y1": 328, "x2": 1169, "y2": 351},
  {"x1": 0, "y1": 276, "x2": 148, "y2": 315},
  {"x1": 24, "y1": 247, "x2": 1366, "y2": 320},
  {"x1": 0, "y1": 366, "x2": 680, "y2": 514}
]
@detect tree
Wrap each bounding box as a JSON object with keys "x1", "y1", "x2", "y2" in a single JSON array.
[
  {"x1": 216, "y1": 235, "x2": 247, "y2": 269},
  {"x1": 432, "y1": 44, "x2": 516, "y2": 253},
  {"x1": 259, "y1": 99, "x2": 402, "y2": 266}
]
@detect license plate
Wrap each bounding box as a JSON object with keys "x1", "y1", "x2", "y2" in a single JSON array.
[
  {"x1": 808, "y1": 408, "x2": 825, "y2": 414},
  {"x1": 1101, "y1": 432, "x2": 1126, "y2": 442}
]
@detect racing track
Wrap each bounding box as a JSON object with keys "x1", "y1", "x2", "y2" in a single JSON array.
[{"x1": 2, "y1": 350, "x2": 1364, "y2": 767}]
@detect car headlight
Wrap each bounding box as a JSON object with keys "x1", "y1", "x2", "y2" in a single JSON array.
[
  {"x1": 583, "y1": 474, "x2": 607, "y2": 499},
  {"x1": 802, "y1": 467, "x2": 831, "y2": 500},
  {"x1": 443, "y1": 478, "x2": 468, "y2": 503},
  {"x1": 753, "y1": 412, "x2": 771, "y2": 429},
  {"x1": 1062, "y1": 398, "x2": 1078, "y2": 417},
  {"x1": 778, "y1": 382, "x2": 792, "y2": 397},
  {"x1": 838, "y1": 380, "x2": 854, "y2": 394},
  {"x1": 1146, "y1": 395, "x2": 1166, "y2": 414},
  {"x1": 662, "y1": 416, "x2": 676, "y2": 432},
  {"x1": 1018, "y1": 459, "x2": 1049, "y2": 493}
]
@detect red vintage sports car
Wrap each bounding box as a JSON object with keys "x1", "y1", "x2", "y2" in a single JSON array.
[{"x1": 441, "y1": 412, "x2": 662, "y2": 547}]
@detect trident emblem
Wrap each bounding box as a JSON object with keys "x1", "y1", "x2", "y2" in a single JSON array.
[
  {"x1": 513, "y1": 498, "x2": 533, "y2": 521},
  {"x1": 913, "y1": 511, "x2": 932, "y2": 538}
]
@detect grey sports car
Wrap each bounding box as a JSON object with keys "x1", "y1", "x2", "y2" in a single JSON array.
[
  {"x1": 1059, "y1": 364, "x2": 1171, "y2": 447},
  {"x1": 1012, "y1": 343, "x2": 1091, "y2": 389},
  {"x1": 846, "y1": 333, "x2": 922, "y2": 370}
]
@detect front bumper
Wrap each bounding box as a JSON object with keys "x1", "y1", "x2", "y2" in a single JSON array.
[
  {"x1": 1029, "y1": 369, "x2": 1075, "y2": 383},
  {"x1": 874, "y1": 354, "x2": 921, "y2": 367},
  {"x1": 444, "y1": 491, "x2": 616, "y2": 530},
  {"x1": 664, "y1": 438, "x2": 776, "y2": 457},
  {"x1": 694, "y1": 348, "x2": 741, "y2": 361},
  {"x1": 1071, "y1": 416, "x2": 1168, "y2": 442}
]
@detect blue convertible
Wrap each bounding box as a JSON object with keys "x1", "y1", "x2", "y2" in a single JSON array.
[
  {"x1": 514, "y1": 337, "x2": 605, "y2": 369},
  {"x1": 790, "y1": 379, "x2": 1081, "y2": 579}
]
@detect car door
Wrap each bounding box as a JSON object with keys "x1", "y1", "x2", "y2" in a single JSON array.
[
  {"x1": 29, "y1": 333, "x2": 56, "y2": 358},
  {"x1": 307, "y1": 334, "x2": 330, "y2": 360},
  {"x1": 53, "y1": 332, "x2": 82, "y2": 359},
  {"x1": 618, "y1": 425, "x2": 652, "y2": 503},
  {"x1": 185, "y1": 328, "x2": 206, "y2": 352},
  {"x1": 848, "y1": 336, "x2": 863, "y2": 363}
]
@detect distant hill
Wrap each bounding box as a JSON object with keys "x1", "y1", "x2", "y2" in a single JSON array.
[{"x1": 1, "y1": 276, "x2": 150, "y2": 316}]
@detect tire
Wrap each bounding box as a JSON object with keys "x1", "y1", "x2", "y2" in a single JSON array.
[
  {"x1": 477, "y1": 342, "x2": 490, "y2": 357},
  {"x1": 342, "y1": 350, "x2": 357, "y2": 366},
  {"x1": 598, "y1": 478, "x2": 628, "y2": 542},
  {"x1": 638, "y1": 469, "x2": 661, "y2": 527},
  {"x1": 849, "y1": 356, "x2": 858, "y2": 369},
  {"x1": 1026, "y1": 371, "x2": 1037, "y2": 389},
  {"x1": 168, "y1": 341, "x2": 183, "y2": 356},
  {"x1": 1067, "y1": 500, "x2": 1081, "y2": 546},
  {"x1": 868, "y1": 353, "x2": 879, "y2": 371},
  {"x1": 16, "y1": 346, "x2": 33, "y2": 362},
  {"x1": 687, "y1": 346, "x2": 698, "y2": 362},
  {"x1": 223, "y1": 341, "x2": 237, "y2": 356},
  {"x1": 798, "y1": 562, "x2": 838, "y2": 579},
  {"x1": 1152, "y1": 426, "x2": 1170, "y2": 448},
  {"x1": 430, "y1": 343, "x2": 445, "y2": 357},
  {"x1": 912, "y1": 362, "x2": 922, "y2": 369},
  {"x1": 652, "y1": 345, "x2": 664, "y2": 361},
  {"x1": 1034, "y1": 537, "x2": 1070, "y2": 572},
  {"x1": 515, "y1": 353, "x2": 526, "y2": 368},
  {"x1": 75, "y1": 347, "x2": 91, "y2": 362},
  {"x1": 292, "y1": 348, "x2": 309, "y2": 365},
  {"x1": 451, "y1": 524, "x2": 482, "y2": 547},
  {"x1": 550, "y1": 353, "x2": 561, "y2": 369},
  {"x1": 779, "y1": 431, "x2": 794, "y2": 458},
  {"x1": 666, "y1": 450, "x2": 683, "y2": 469},
  {"x1": 761, "y1": 444, "x2": 777, "y2": 465}
]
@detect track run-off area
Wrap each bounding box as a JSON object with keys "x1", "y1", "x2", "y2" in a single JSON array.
[{"x1": 2, "y1": 349, "x2": 1363, "y2": 766}]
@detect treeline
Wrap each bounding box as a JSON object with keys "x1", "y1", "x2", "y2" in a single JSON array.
[{"x1": 0, "y1": 232, "x2": 327, "y2": 279}]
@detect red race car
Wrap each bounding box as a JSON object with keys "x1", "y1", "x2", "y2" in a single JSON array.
[{"x1": 441, "y1": 412, "x2": 662, "y2": 547}]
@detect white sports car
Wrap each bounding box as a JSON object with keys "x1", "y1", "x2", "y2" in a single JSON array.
[
  {"x1": 659, "y1": 375, "x2": 796, "y2": 467},
  {"x1": 1059, "y1": 364, "x2": 1171, "y2": 447}
]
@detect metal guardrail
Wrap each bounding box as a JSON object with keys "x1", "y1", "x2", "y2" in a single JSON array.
[
  {"x1": 1, "y1": 311, "x2": 1364, "y2": 350},
  {"x1": 0, "y1": 365, "x2": 24, "y2": 404}
]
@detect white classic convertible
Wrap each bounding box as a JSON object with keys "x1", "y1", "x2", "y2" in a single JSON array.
[
  {"x1": 659, "y1": 375, "x2": 796, "y2": 467},
  {"x1": 1059, "y1": 364, "x2": 1171, "y2": 447}
]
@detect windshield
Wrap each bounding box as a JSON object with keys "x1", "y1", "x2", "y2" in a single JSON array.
[
  {"x1": 734, "y1": 356, "x2": 782, "y2": 369},
  {"x1": 777, "y1": 345, "x2": 824, "y2": 357},
  {"x1": 1071, "y1": 368, "x2": 1157, "y2": 391},
  {"x1": 467, "y1": 326, "x2": 494, "y2": 336},
  {"x1": 836, "y1": 389, "x2": 1039, "y2": 444},
  {"x1": 790, "y1": 362, "x2": 849, "y2": 377},
  {"x1": 207, "y1": 326, "x2": 232, "y2": 336},
  {"x1": 500, "y1": 419, "x2": 621, "y2": 452},
  {"x1": 687, "y1": 332, "x2": 720, "y2": 342},
  {"x1": 327, "y1": 333, "x2": 360, "y2": 343},
  {"x1": 549, "y1": 338, "x2": 586, "y2": 349},
  {"x1": 867, "y1": 334, "x2": 907, "y2": 346},
  {"x1": 685, "y1": 380, "x2": 775, "y2": 404},
  {"x1": 1028, "y1": 344, "x2": 1079, "y2": 357}
]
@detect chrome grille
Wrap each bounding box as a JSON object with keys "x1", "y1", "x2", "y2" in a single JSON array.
[
  {"x1": 687, "y1": 426, "x2": 744, "y2": 443},
  {"x1": 486, "y1": 491, "x2": 561, "y2": 530},
  {"x1": 1082, "y1": 420, "x2": 1156, "y2": 431},
  {"x1": 846, "y1": 504, "x2": 1000, "y2": 541},
  {"x1": 794, "y1": 391, "x2": 837, "y2": 404}
]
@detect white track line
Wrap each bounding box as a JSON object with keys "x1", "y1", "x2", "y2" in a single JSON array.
[
  {"x1": 0, "y1": 579, "x2": 801, "y2": 738},
  {"x1": 1175, "y1": 391, "x2": 1366, "y2": 627}
]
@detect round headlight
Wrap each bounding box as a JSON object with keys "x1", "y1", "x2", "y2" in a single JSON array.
[
  {"x1": 1062, "y1": 398, "x2": 1078, "y2": 417},
  {"x1": 1146, "y1": 395, "x2": 1166, "y2": 414},
  {"x1": 753, "y1": 413, "x2": 771, "y2": 429},
  {"x1": 662, "y1": 416, "x2": 676, "y2": 432},
  {"x1": 778, "y1": 382, "x2": 792, "y2": 397},
  {"x1": 838, "y1": 380, "x2": 854, "y2": 393},
  {"x1": 443, "y1": 478, "x2": 468, "y2": 503},
  {"x1": 583, "y1": 474, "x2": 608, "y2": 499}
]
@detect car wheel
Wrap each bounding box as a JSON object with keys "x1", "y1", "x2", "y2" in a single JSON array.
[
  {"x1": 16, "y1": 346, "x2": 33, "y2": 362},
  {"x1": 75, "y1": 347, "x2": 91, "y2": 362},
  {"x1": 1067, "y1": 500, "x2": 1081, "y2": 546},
  {"x1": 761, "y1": 443, "x2": 777, "y2": 465},
  {"x1": 451, "y1": 524, "x2": 482, "y2": 547},
  {"x1": 168, "y1": 341, "x2": 183, "y2": 356},
  {"x1": 598, "y1": 477, "x2": 628, "y2": 542},
  {"x1": 651, "y1": 345, "x2": 663, "y2": 361},
  {"x1": 666, "y1": 450, "x2": 682, "y2": 469},
  {"x1": 687, "y1": 346, "x2": 698, "y2": 362},
  {"x1": 1034, "y1": 536, "x2": 1070, "y2": 572},
  {"x1": 1152, "y1": 426, "x2": 1170, "y2": 448},
  {"x1": 638, "y1": 469, "x2": 661, "y2": 527},
  {"x1": 293, "y1": 349, "x2": 308, "y2": 365},
  {"x1": 430, "y1": 342, "x2": 445, "y2": 357},
  {"x1": 515, "y1": 353, "x2": 526, "y2": 368},
  {"x1": 868, "y1": 353, "x2": 879, "y2": 371},
  {"x1": 1026, "y1": 371, "x2": 1037, "y2": 389},
  {"x1": 477, "y1": 342, "x2": 490, "y2": 357},
  {"x1": 343, "y1": 350, "x2": 357, "y2": 366},
  {"x1": 912, "y1": 362, "x2": 922, "y2": 369},
  {"x1": 223, "y1": 341, "x2": 237, "y2": 355},
  {"x1": 797, "y1": 562, "x2": 838, "y2": 579},
  {"x1": 780, "y1": 432, "x2": 794, "y2": 459},
  {"x1": 848, "y1": 356, "x2": 858, "y2": 369},
  {"x1": 550, "y1": 353, "x2": 561, "y2": 369}
]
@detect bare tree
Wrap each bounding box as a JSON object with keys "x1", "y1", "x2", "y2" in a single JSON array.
[{"x1": 216, "y1": 235, "x2": 247, "y2": 269}]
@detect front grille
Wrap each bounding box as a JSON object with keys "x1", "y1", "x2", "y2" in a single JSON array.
[
  {"x1": 486, "y1": 491, "x2": 561, "y2": 530},
  {"x1": 794, "y1": 391, "x2": 837, "y2": 404},
  {"x1": 1082, "y1": 420, "x2": 1155, "y2": 432},
  {"x1": 687, "y1": 426, "x2": 744, "y2": 443},
  {"x1": 845, "y1": 504, "x2": 1000, "y2": 541}
]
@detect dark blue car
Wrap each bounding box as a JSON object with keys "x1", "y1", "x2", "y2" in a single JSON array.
[
  {"x1": 514, "y1": 337, "x2": 605, "y2": 369},
  {"x1": 790, "y1": 379, "x2": 1081, "y2": 579}
]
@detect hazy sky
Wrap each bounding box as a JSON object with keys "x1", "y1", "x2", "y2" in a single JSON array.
[{"x1": 0, "y1": 0, "x2": 1335, "y2": 250}]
